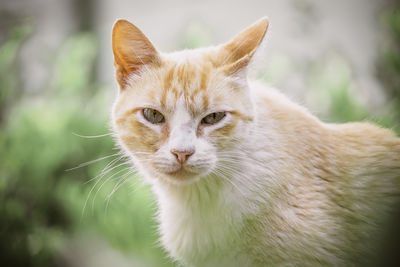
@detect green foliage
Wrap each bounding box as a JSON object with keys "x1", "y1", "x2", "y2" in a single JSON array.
[
  {"x1": 377, "y1": 6, "x2": 400, "y2": 133},
  {"x1": 52, "y1": 33, "x2": 97, "y2": 96},
  {"x1": 308, "y1": 52, "x2": 367, "y2": 123},
  {"x1": 0, "y1": 25, "x2": 31, "y2": 123},
  {"x1": 0, "y1": 32, "x2": 172, "y2": 266}
]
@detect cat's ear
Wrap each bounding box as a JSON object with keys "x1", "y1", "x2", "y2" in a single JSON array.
[
  {"x1": 112, "y1": 19, "x2": 160, "y2": 89},
  {"x1": 219, "y1": 17, "x2": 269, "y2": 75}
]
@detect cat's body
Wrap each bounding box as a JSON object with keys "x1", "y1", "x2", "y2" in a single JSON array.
[
  {"x1": 153, "y1": 82, "x2": 400, "y2": 267},
  {"x1": 111, "y1": 18, "x2": 400, "y2": 266}
]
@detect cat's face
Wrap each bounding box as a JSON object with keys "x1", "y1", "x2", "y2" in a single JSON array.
[{"x1": 111, "y1": 18, "x2": 268, "y2": 185}]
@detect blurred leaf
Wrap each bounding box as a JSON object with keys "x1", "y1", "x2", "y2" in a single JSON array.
[
  {"x1": 0, "y1": 24, "x2": 31, "y2": 123},
  {"x1": 52, "y1": 32, "x2": 97, "y2": 96},
  {"x1": 307, "y1": 52, "x2": 367, "y2": 122},
  {"x1": 0, "y1": 28, "x2": 173, "y2": 266}
]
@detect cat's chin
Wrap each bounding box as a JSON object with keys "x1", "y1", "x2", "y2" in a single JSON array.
[{"x1": 155, "y1": 167, "x2": 208, "y2": 186}]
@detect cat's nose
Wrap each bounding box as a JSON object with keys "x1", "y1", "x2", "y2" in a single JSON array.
[{"x1": 171, "y1": 148, "x2": 195, "y2": 164}]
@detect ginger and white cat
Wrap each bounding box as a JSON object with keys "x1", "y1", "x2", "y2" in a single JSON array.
[{"x1": 111, "y1": 17, "x2": 400, "y2": 266}]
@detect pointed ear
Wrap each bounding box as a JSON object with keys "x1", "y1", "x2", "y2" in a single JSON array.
[
  {"x1": 112, "y1": 19, "x2": 160, "y2": 89},
  {"x1": 219, "y1": 17, "x2": 269, "y2": 75}
]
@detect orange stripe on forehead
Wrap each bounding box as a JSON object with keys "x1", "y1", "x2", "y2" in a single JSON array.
[
  {"x1": 177, "y1": 63, "x2": 193, "y2": 92},
  {"x1": 187, "y1": 88, "x2": 199, "y2": 104},
  {"x1": 163, "y1": 64, "x2": 176, "y2": 90},
  {"x1": 161, "y1": 64, "x2": 176, "y2": 108},
  {"x1": 160, "y1": 61, "x2": 214, "y2": 114},
  {"x1": 199, "y1": 64, "x2": 210, "y2": 91},
  {"x1": 181, "y1": 64, "x2": 211, "y2": 107},
  {"x1": 172, "y1": 63, "x2": 194, "y2": 111},
  {"x1": 202, "y1": 92, "x2": 209, "y2": 111},
  {"x1": 199, "y1": 65, "x2": 211, "y2": 110}
]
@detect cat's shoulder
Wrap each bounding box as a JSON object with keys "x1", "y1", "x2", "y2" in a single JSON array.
[
  {"x1": 249, "y1": 80, "x2": 400, "y2": 154},
  {"x1": 327, "y1": 121, "x2": 400, "y2": 149},
  {"x1": 250, "y1": 80, "x2": 399, "y2": 138},
  {"x1": 248, "y1": 80, "x2": 322, "y2": 128}
]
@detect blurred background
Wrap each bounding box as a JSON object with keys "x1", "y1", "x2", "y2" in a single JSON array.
[{"x1": 0, "y1": 0, "x2": 399, "y2": 266}]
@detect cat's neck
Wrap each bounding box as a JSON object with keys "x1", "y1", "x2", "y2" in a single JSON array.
[
  {"x1": 151, "y1": 174, "x2": 247, "y2": 263},
  {"x1": 150, "y1": 136, "x2": 287, "y2": 264}
]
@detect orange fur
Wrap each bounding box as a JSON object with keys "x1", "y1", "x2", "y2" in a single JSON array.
[{"x1": 111, "y1": 17, "x2": 400, "y2": 266}]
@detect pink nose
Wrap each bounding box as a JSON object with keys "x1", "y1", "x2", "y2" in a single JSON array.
[{"x1": 171, "y1": 148, "x2": 195, "y2": 164}]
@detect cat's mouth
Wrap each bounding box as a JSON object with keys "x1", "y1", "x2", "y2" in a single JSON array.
[
  {"x1": 150, "y1": 160, "x2": 212, "y2": 184},
  {"x1": 155, "y1": 163, "x2": 206, "y2": 184},
  {"x1": 164, "y1": 165, "x2": 195, "y2": 179}
]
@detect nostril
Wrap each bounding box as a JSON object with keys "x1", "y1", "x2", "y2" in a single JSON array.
[{"x1": 171, "y1": 148, "x2": 195, "y2": 164}]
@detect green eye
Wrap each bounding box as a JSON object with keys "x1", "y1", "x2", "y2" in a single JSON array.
[
  {"x1": 201, "y1": 112, "x2": 226, "y2": 125},
  {"x1": 142, "y1": 108, "x2": 165, "y2": 124}
]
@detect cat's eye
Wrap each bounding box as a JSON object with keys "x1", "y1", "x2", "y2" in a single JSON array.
[
  {"x1": 201, "y1": 112, "x2": 226, "y2": 125},
  {"x1": 142, "y1": 108, "x2": 165, "y2": 124}
]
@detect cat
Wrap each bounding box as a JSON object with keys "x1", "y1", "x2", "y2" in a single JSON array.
[{"x1": 110, "y1": 17, "x2": 400, "y2": 267}]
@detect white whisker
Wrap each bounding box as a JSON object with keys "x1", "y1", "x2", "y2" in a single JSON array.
[
  {"x1": 81, "y1": 161, "x2": 131, "y2": 218},
  {"x1": 72, "y1": 132, "x2": 112, "y2": 138},
  {"x1": 91, "y1": 167, "x2": 133, "y2": 211},
  {"x1": 105, "y1": 170, "x2": 136, "y2": 211},
  {"x1": 83, "y1": 156, "x2": 128, "y2": 185},
  {"x1": 66, "y1": 153, "x2": 121, "y2": 171}
]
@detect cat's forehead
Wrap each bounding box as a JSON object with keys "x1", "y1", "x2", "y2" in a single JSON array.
[{"x1": 156, "y1": 57, "x2": 224, "y2": 116}]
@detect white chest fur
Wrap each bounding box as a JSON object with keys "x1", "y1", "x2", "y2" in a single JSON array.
[{"x1": 152, "y1": 177, "x2": 252, "y2": 266}]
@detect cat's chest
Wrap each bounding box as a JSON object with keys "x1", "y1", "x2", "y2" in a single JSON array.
[{"x1": 154, "y1": 182, "x2": 247, "y2": 265}]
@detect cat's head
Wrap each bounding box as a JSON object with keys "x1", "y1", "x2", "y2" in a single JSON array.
[{"x1": 111, "y1": 18, "x2": 268, "y2": 185}]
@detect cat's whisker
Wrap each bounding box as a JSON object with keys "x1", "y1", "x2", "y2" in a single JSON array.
[
  {"x1": 105, "y1": 170, "x2": 136, "y2": 211},
  {"x1": 217, "y1": 165, "x2": 266, "y2": 193},
  {"x1": 102, "y1": 154, "x2": 128, "y2": 171},
  {"x1": 83, "y1": 155, "x2": 128, "y2": 185},
  {"x1": 217, "y1": 160, "x2": 245, "y2": 167},
  {"x1": 131, "y1": 151, "x2": 152, "y2": 155},
  {"x1": 66, "y1": 152, "x2": 121, "y2": 172},
  {"x1": 210, "y1": 169, "x2": 247, "y2": 199},
  {"x1": 106, "y1": 170, "x2": 135, "y2": 200},
  {"x1": 139, "y1": 158, "x2": 157, "y2": 163},
  {"x1": 215, "y1": 165, "x2": 244, "y2": 177},
  {"x1": 217, "y1": 155, "x2": 248, "y2": 164},
  {"x1": 72, "y1": 132, "x2": 113, "y2": 138},
  {"x1": 90, "y1": 166, "x2": 134, "y2": 211},
  {"x1": 126, "y1": 178, "x2": 145, "y2": 199},
  {"x1": 218, "y1": 151, "x2": 270, "y2": 164},
  {"x1": 123, "y1": 147, "x2": 153, "y2": 155},
  {"x1": 105, "y1": 178, "x2": 131, "y2": 214},
  {"x1": 81, "y1": 161, "x2": 131, "y2": 218},
  {"x1": 217, "y1": 151, "x2": 245, "y2": 156},
  {"x1": 217, "y1": 168, "x2": 264, "y2": 196}
]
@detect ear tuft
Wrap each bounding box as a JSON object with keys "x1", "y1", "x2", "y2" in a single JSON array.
[{"x1": 112, "y1": 19, "x2": 159, "y2": 89}]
